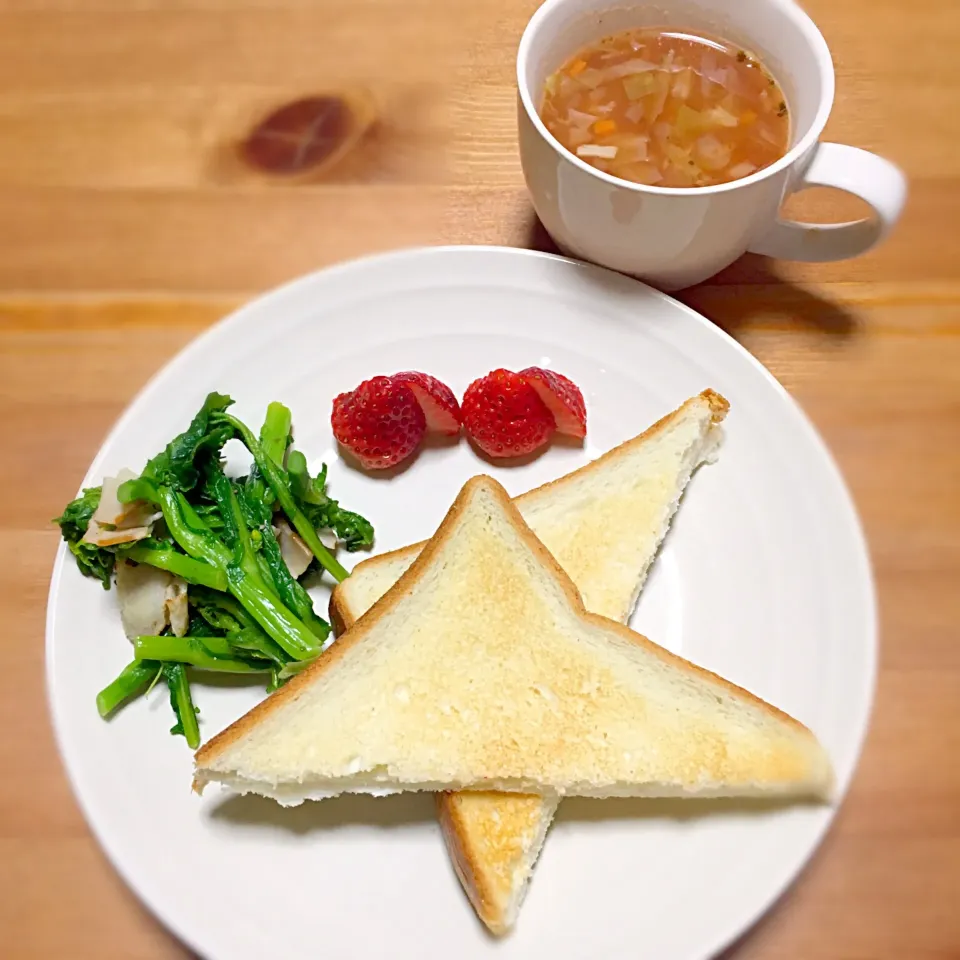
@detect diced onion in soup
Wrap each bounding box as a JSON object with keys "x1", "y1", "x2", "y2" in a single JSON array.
[
  {"x1": 576, "y1": 67, "x2": 606, "y2": 89},
  {"x1": 668, "y1": 161, "x2": 700, "y2": 186},
  {"x1": 625, "y1": 103, "x2": 645, "y2": 124},
  {"x1": 700, "y1": 49, "x2": 719, "y2": 94},
  {"x1": 705, "y1": 105, "x2": 739, "y2": 127},
  {"x1": 756, "y1": 124, "x2": 781, "y2": 145},
  {"x1": 721, "y1": 68, "x2": 747, "y2": 97},
  {"x1": 558, "y1": 75, "x2": 581, "y2": 99},
  {"x1": 599, "y1": 58, "x2": 658, "y2": 80},
  {"x1": 623, "y1": 72, "x2": 658, "y2": 100},
  {"x1": 704, "y1": 66, "x2": 728, "y2": 87},
  {"x1": 647, "y1": 72, "x2": 671, "y2": 123},
  {"x1": 623, "y1": 135, "x2": 649, "y2": 162},
  {"x1": 612, "y1": 161, "x2": 663, "y2": 184},
  {"x1": 576, "y1": 144, "x2": 619, "y2": 158},
  {"x1": 605, "y1": 133, "x2": 649, "y2": 162},
  {"x1": 664, "y1": 141, "x2": 693, "y2": 166},
  {"x1": 728, "y1": 161, "x2": 759, "y2": 178},
  {"x1": 672, "y1": 67, "x2": 694, "y2": 99},
  {"x1": 720, "y1": 93, "x2": 740, "y2": 114},
  {"x1": 567, "y1": 107, "x2": 598, "y2": 128},
  {"x1": 694, "y1": 134, "x2": 732, "y2": 171},
  {"x1": 675, "y1": 104, "x2": 707, "y2": 137}
]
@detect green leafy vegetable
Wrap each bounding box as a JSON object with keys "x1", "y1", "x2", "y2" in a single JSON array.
[
  {"x1": 215, "y1": 411, "x2": 349, "y2": 580},
  {"x1": 259, "y1": 402, "x2": 293, "y2": 477},
  {"x1": 133, "y1": 635, "x2": 271, "y2": 674},
  {"x1": 140, "y1": 392, "x2": 234, "y2": 493},
  {"x1": 96, "y1": 659, "x2": 161, "y2": 717},
  {"x1": 164, "y1": 662, "x2": 200, "y2": 749},
  {"x1": 287, "y1": 452, "x2": 374, "y2": 552},
  {"x1": 54, "y1": 390, "x2": 374, "y2": 749},
  {"x1": 154, "y1": 486, "x2": 322, "y2": 662},
  {"x1": 123, "y1": 541, "x2": 228, "y2": 591},
  {"x1": 234, "y1": 479, "x2": 330, "y2": 639},
  {"x1": 55, "y1": 485, "x2": 100, "y2": 543},
  {"x1": 54, "y1": 487, "x2": 115, "y2": 588},
  {"x1": 190, "y1": 587, "x2": 290, "y2": 667}
]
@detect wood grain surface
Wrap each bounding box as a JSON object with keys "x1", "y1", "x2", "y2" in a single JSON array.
[{"x1": 1, "y1": 0, "x2": 957, "y2": 957}]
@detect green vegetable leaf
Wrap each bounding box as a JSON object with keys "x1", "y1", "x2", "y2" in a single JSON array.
[
  {"x1": 61, "y1": 390, "x2": 364, "y2": 751},
  {"x1": 54, "y1": 486, "x2": 115, "y2": 588},
  {"x1": 96, "y1": 659, "x2": 160, "y2": 717},
  {"x1": 150, "y1": 486, "x2": 320, "y2": 661},
  {"x1": 141, "y1": 392, "x2": 235, "y2": 493},
  {"x1": 55, "y1": 485, "x2": 100, "y2": 542},
  {"x1": 191, "y1": 587, "x2": 291, "y2": 667},
  {"x1": 191, "y1": 501, "x2": 226, "y2": 534},
  {"x1": 134, "y1": 635, "x2": 271, "y2": 674},
  {"x1": 163, "y1": 662, "x2": 200, "y2": 749},
  {"x1": 121, "y1": 540, "x2": 228, "y2": 592},
  {"x1": 214, "y1": 411, "x2": 349, "y2": 581},
  {"x1": 287, "y1": 451, "x2": 374, "y2": 552},
  {"x1": 232, "y1": 479, "x2": 330, "y2": 639},
  {"x1": 66, "y1": 539, "x2": 116, "y2": 589},
  {"x1": 259, "y1": 401, "x2": 293, "y2": 471},
  {"x1": 325, "y1": 505, "x2": 375, "y2": 553}
]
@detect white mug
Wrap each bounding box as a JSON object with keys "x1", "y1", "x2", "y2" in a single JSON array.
[{"x1": 517, "y1": 0, "x2": 907, "y2": 289}]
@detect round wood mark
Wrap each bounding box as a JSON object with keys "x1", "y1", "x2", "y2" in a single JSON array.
[{"x1": 241, "y1": 96, "x2": 354, "y2": 175}]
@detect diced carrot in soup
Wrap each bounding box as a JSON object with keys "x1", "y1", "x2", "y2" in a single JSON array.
[{"x1": 540, "y1": 28, "x2": 790, "y2": 187}]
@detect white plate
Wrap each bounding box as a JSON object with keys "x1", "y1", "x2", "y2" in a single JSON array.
[{"x1": 46, "y1": 246, "x2": 876, "y2": 960}]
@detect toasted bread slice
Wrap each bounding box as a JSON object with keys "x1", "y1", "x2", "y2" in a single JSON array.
[
  {"x1": 330, "y1": 389, "x2": 729, "y2": 932},
  {"x1": 194, "y1": 475, "x2": 832, "y2": 806}
]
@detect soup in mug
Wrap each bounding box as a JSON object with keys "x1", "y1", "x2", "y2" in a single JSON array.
[{"x1": 540, "y1": 28, "x2": 790, "y2": 187}]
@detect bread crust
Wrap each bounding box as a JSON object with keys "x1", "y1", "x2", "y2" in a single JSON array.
[
  {"x1": 196, "y1": 461, "x2": 825, "y2": 794},
  {"x1": 435, "y1": 792, "x2": 505, "y2": 934},
  {"x1": 328, "y1": 389, "x2": 728, "y2": 632}
]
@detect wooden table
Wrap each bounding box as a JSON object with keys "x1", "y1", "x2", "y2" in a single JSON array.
[{"x1": 1, "y1": 1, "x2": 957, "y2": 956}]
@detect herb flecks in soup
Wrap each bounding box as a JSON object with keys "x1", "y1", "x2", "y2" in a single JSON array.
[{"x1": 540, "y1": 29, "x2": 790, "y2": 188}]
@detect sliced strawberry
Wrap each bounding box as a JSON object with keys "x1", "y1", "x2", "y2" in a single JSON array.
[
  {"x1": 391, "y1": 372, "x2": 462, "y2": 436},
  {"x1": 461, "y1": 368, "x2": 555, "y2": 458},
  {"x1": 518, "y1": 367, "x2": 587, "y2": 439},
  {"x1": 331, "y1": 376, "x2": 426, "y2": 470}
]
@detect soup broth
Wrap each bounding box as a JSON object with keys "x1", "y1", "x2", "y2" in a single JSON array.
[{"x1": 540, "y1": 28, "x2": 790, "y2": 187}]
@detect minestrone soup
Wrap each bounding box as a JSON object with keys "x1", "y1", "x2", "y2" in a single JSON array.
[{"x1": 541, "y1": 29, "x2": 790, "y2": 187}]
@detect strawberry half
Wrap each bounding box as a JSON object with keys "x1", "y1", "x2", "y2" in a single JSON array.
[
  {"x1": 331, "y1": 376, "x2": 426, "y2": 470},
  {"x1": 519, "y1": 367, "x2": 587, "y2": 439},
  {"x1": 391, "y1": 372, "x2": 462, "y2": 436},
  {"x1": 461, "y1": 368, "x2": 555, "y2": 458}
]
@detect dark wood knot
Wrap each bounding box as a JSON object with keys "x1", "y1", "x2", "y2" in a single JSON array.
[{"x1": 240, "y1": 94, "x2": 375, "y2": 177}]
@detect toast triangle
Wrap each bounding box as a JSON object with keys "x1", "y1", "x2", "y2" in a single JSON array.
[
  {"x1": 195, "y1": 476, "x2": 832, "y2": 806},
  {"x1": 331, "y1": 388, "x2": 728, "y2": 932}
]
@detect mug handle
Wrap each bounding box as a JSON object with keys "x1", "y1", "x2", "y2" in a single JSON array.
[{"x1": 747, "y1": 142, "x2": 907, "y2": 262}]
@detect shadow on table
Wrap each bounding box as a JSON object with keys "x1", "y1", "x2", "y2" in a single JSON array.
[{"x1": 522, "y1": 210, "x2": 861, "y2": 343}]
